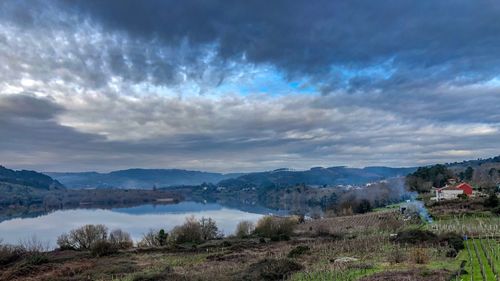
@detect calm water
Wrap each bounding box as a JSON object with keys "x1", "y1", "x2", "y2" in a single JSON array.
[{"x1": 0, "y1": 201, "x2": 281, "y2": 248}]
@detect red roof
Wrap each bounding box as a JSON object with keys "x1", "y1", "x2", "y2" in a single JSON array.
[{"x1": 456, "y1": 183, "x2": 473, "y2": 196}]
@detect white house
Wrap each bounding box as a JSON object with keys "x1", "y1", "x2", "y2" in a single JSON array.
[{"x1": 433, "y1": 185, "x2": 464, "y2": 201}]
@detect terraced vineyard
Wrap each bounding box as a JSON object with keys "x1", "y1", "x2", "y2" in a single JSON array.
[{"x1": 461, "y1": 238, "x2": 500, "y2": 281}]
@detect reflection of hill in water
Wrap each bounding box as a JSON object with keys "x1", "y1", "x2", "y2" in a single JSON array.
[
  {"x1": 111, "y1": 201, "x2": 223, "y2": 214},
  {"x1": 214, "y1": 201, "x2": 289, "y2": 216},
  {"x1": 111, "y1": 200, "x2": 289, "y2": 216},
  {"x1": 0, "y1": 199, "x2": 290, "y2": 223}
]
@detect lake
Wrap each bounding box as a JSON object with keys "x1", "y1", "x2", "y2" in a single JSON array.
[{"x1": 0, "y1": 201, "x2": 286, "y2": 248}]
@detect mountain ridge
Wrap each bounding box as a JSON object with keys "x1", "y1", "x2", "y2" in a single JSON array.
[{"x1": 0, "y1": 165, "x2": 64, "y2": 190}]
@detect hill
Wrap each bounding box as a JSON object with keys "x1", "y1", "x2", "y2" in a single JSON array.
[
  {"x1": 47, "y1": 166, "x2": 417, "y2": 189},
  {"x1": 46, "y1": 169, "x2": 243, "y2": 189},
  {"x1": 0, "y1": 165, "x2": 64, "y2": 190},
  {"x1": 406, "y1": 155, "x2": 500, "y2": 192},
  {"x1": 218, "y1": 166, "x2": 416, "y2": 188}
]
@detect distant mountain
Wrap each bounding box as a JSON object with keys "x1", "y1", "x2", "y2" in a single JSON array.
[
  {"x1": 46, "y1": 169, "x2": 244, "y2": 189},
  {"x1": 445, "y1": 155, "x2": 500, "y2": 169},
  {"x1": 218, "y1": 166, "x2": 416, "y2": 188},
  {"x1": 0, "y1": 165, "x2": 64, "y2": 190}
]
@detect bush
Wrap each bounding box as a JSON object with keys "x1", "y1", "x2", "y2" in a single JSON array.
[
  {"x1": 109, "y1": 229, "x2": 134, "y2": 249},
  {"x1": 446, "y1": 248, "x2": 458, "y2": 258},
  {"x1": 270, "y1": 234, "x2": 290, "y2": 241},
  {"x1": 157, "y1": 229, "x2": 168, "y2": 246},
  {"x1": 170, "y1": 216, "x2": 203, "y2": 244},
  {"x1": 411, "y1": 248, "x2": 429, "y2": 264},
  {"x1": 137, "y1": 229, "x2": 161, "y2": 247},
  {"x1": 200, "y1": 217, "x2": 220, "y2": 240},
  {"x1": 439, "y1": 232, "x2": 464, "y2": 252},
  {"x1": 25, "y1": 252, "x2": 49, "y2": 265},
  {"x1": 314, "y1": 221, "x2": 331, "y2": 237},
  {"x1": 287, "y1": 245, "x2": 310, "y2": 258},
  {"x1": 393, "y1": 229, "x2": 437, "y2": 244},
  {"x1": 388, "y1": 246, "x2": 406, "y2": 264},
  {"x1": 235, "y1": 220, "x2": 255, "y2": 238},
  {"x1": 254, "y1": 216, "x2": 296, "y2": 239},
  {"x1": 57, "y1": 224, "x2": 108, "y2": 250},
  {"x1": 484, "y1": 193, "x2": 499, "y2": 208},
  {"x1": 239, "y1": 258, "x2": 303, "y2": 281},
  {"x1": 90, "y1": 240, "x2": 117, "y2": 257},
  {"x1": 56, "y1": 234, "x2": 75, "y2": 250},
  {"x1": 0, "y1": 244, "x2": 23, "y2": 266},
  {"x1": 18, "y1": 236, "x2": 49, "y2": 253}
]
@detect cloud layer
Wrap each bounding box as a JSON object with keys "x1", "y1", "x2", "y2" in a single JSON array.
[{"x1": 0, "y1": 0, "x2": 499, "y2": 172}]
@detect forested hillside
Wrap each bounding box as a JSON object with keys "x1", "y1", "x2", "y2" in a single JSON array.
[{"x1": 0, "y1": 165, "x2": 64, "y2": 190}]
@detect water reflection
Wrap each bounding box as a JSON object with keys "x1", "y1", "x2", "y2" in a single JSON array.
[{"x1": 0, "y1": 201, "x2": 276, "y2": 248}]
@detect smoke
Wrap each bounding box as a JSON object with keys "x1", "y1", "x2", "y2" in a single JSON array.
[
  {"x1": 406, "y1": 198, "x2": 433, "y2": 223},
  {"x1": 398, "y1": 179, "x2": 433, "y2": 223},
  {"x1": 335, "y1": 177, "x2": 433, "y2": 223}
]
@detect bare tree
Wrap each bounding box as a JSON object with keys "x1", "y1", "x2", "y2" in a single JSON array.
[
  {"x1": 235, "y1": 221, "x2": 255, "y2": 238},
  {"x1": 109, "y1": 229, "x2": 133, "y2": 249},
  {"x1": 200, "y1": 217, "x2": 220, "y2": 240},
  {"x1": 57, "y1": 224, "x2": 108, "y2": 250}
]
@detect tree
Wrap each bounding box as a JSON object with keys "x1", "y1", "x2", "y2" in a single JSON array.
[
  {"x1": 158, "y1": 229, "x2": 168, "y2": 246},
  {"x1": 200, "y1": 217, "x2": 219, "y2": 240},
  {"x1": 235, "y1": 221, "x2": 255, "y2": 238},
  {"x1": 109, "y1": 229, "x2": 133, "y2": 249},
  {"x1": 170, "y1": 216, "x2": 203, "y2": 243},
  {"x1": 137, "y1": 229, "x2": 161, "y2": 247},
  {"x1": 484, "y1": 193, "x2": 499, "y2": 208},
  {"x1": 406, "y1": 165, "x2": 455, "y2": 193},
  {"x1": 57, "y1": 224, "x2": 108, "y2": 250},
  {"x1": 355, "y1": 199, "x2": 372, "y2": 214},
  {"x1": 464, "y1": 167, "x2": 474, "y2": 181}
]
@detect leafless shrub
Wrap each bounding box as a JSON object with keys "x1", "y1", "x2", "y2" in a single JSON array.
[
  {"x1": 90, "y1": 240, "x2": 117, "y2": 257},
  {"x1": 18, "y1": 235, "x2": 50, "y2": 253},
  {"x1": 0, "y1": 243, "x2": 23, "y2": 266},
  {"x1": 170, "y1": 216, "x2": 203, "y2": 243},
  {"x1": 411, "y1": 247, "x2": 430, "y2": 264},
  {"x1": 200, "y1": 217, "x2": 221, "y2": 240},
  {"x1": 57, "y1": 224, "x2": 108, "y2": 250},
  {"x1": 137, "y1": 229, "x2": 161, "y2": 248},
  {"x1": 254, "y1": 216, "x2": 297, "y2": 240},
  {"x1": 56, "y1": 233, "x2": 74, "y2": 250},
  {"x1": 235, "y1": 220, "x2": 255, "y2": 238},
  {"x1": 109, "y1": 229, "x2": 133, "y2": 249}
]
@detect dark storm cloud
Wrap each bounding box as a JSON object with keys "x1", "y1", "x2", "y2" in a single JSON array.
[
  {"x1": 0, "y1": 94, "x2": 63, "y2": 120},
  {"x1": 58, "y1": 0, "x2": 500, "y2": 91},
  {"x1": 0, "y1": 0, "x2": 499, "y2": 172}
]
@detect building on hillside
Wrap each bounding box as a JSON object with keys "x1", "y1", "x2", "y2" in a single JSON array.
[
  {"x1": 455, "y1": 183, "x2": 473, "y2": 196},
  {"x1": 432, "y1": 181, "x2": 474, "y2": 201},
  {"x1": 434, "y1": 186, "x2": 464, "y2": 200}
]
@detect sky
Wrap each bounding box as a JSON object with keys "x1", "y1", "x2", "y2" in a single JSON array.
[{"x1": 0, "y1": 0, "x2": 499, "y2": 173}]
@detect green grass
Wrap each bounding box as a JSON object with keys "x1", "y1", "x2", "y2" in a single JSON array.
[
  {"x1": 459, "y1": 239, "x2": 500, "y2": 281},
  {"x1": 290, "y1": 268, "x2": 380, "y2": 281},
  {"x1": 474, "y1": 240, "x2": 496, "y2": 280}
]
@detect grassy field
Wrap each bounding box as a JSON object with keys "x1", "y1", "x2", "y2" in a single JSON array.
[
  {"x1": 1, "y1": 200, "x2": 498, "y2": 281},
  {"x1": 458, "y1": 239, "x2": 500, "y2": 281}
]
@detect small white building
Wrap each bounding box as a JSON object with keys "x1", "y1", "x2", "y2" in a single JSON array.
[{"x1": 433, "y1": 186, "x2": 464, "y2": 201}]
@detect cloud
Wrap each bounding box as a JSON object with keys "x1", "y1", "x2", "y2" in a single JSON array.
[
  {"x1": 56, "y1": 0, "x2": 500, "y2": 92},
  {"x1": 0, "y1": 0, "x2": 498, "y2": 172}
]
